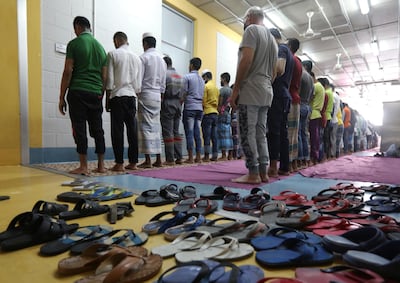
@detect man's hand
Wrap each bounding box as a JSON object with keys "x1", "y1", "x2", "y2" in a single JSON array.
[
  {"x1": 59, "y1": 99, "x2": 67, "y2": 115},
  {"x1": 230, "y1": 88, "x2": 239, "y2": 111}
]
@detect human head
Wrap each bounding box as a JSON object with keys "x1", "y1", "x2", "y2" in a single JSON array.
[
  {"x1": 113, "y1": 31, "x2": 128, "y2": 49},
  {"x1": 142, "y1": 32, "x2": 156, "y2": 51},
  {"x1": 202, "y1": 69, "x2": 212, "y2": 82},
  {"x1": 73, "y1": 16, "x2": 91, "y2": 36},
  {"x1": 189, "y1": 57, "x2": 202, "y2": 71},
  {"x1": 220, "y1": 72, "x2": 230, "y2": 86},
  {"x1": 243, "y1": 6, "x2": 264, "y2": 30},
  {"x1": 302, "y1": 60, "x2": 313, "y2": 73},
  {"x1": 270, "y1": 28, "x2": 282, "y2": 40},
  {"x1": 163, "y1": 56, "x2": 172, "y2": 68},
  {"x1": 287, "y1": 38, "x2": 300, "y2": 53},
  {"x1": 317, "y1": 77, "x2": 330, "y2": 88}
]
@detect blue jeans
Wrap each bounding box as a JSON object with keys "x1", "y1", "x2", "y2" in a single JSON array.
[
  {"x1": 183, "y1": 109, "x2": 203, "y2": 152},
  {"x1": 238, "y1": 104, "x2": 269, "y2": 175},
  {"x1": 298, "y1": 104, "x2": 310, "y2": 160},
  {"x1": 201, "y1": 113, "x2": 218, "y2": 158}
]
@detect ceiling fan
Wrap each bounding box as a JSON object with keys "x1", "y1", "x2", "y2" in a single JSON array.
[
  {"x1": 333, "y1": 53, "x2": 342, "y2": 70},
  {"x1": 302, "y1": 11, "x2": 321, "y2": 38}
]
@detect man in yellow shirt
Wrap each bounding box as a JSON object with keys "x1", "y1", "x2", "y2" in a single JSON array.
[{"x1": 201, "y1": 70, "x2": 220, "y2": 162}]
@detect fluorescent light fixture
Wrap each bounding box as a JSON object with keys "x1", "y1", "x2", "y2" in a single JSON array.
[
  {"x1": 371, "y1": 40, "x2": 379, "y2": 56},
  {"x1": 358, "y1": 0, "x2": 370, "y2": 15},
  {"x1": 263, "y1": 17, "x2": 276, "y2": 29}
]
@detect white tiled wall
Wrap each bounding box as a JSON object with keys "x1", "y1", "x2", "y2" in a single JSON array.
[{"x1": 41, "y1": 0, "x2": 162, "y2": 150}]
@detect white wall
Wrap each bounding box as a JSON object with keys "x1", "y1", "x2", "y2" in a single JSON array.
[
  {"x1": 216, "y1": 32, "x2": 238, "y2": 87},
  {"x1": 41, "y1": 0, "x2": 162, "y2": 149}
]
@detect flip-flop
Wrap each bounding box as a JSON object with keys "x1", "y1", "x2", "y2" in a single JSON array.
[
  {"x1": 134, "y1": 189, "x2": 159, "y2": 205},
  {"x1": 222, "y1": 193, "x2": 241, "y2": 211},
  {"x1": 212, "y1": 220, "x2": 268, "y2": 242},
  {"x1": 142, "y1": 211, "x2": 187, "y2": 235},
  {"x1": 164, "y1": 213, "x2": 206, "y2": 241},
  {"x1": 311, "y1": 219, "x2": 362, "y2": 236},
  {"x1": 295, "y1": 265, "x2": 384, "y2": 283},
  {"x1": 174, "y1": 236, "x2": 254, "y2": 263},
  {"x1": 187, "y1": 198, "x2": 219, "y2": 215},
  {"x1": 370, "y1": 200, "x2": 400, "y2": 213},
  {"x1": 155, "y1": 260, "x2": 220, "y2": 283},
  {"x1": 255, "y1": 238, "x2": 333, "y2": 267},
  {"x1": 321, "y1": 226, "x2": 388, "y2": 254},
  {"x1": 179, "y1": 185, "x2": 197, "y2": 199},
  {"x1": 250, "y1": 227, "x2": 322, "y2": 251},
  {"x1": 58, "y1": 199, "x2": 109, "y2": 220},
  {"x1": 200, "y1": 186, "x2": 231, "y2": 200},
  {"x1": 343, "y1": 240, "x2": 400, "y2": 281},
  {"x1": 69, "y1": 229, "x2": 149, "y2": 255},
  {"x1": 39, "y1": 225, "x2": 113, "y2": 256},
  {"x1": 275, "y1": 206, "x2": 320, "y2": 228},
  {"x1": 195, "y1": 217, "x2": 237, "y2": 235},
  {"x1": 258, "y1": 201, "x2": 286, "y2": 225},
  {"x1": 258, "y1": 278, "x2": 303, "y2": 283},
  {"x1": 151, "y1": 230, "x2": 219, "y2": 258},
  {"x1": 145, "y1": 184, "x2": 181, "y2": 207},
  {"x1": 57, "y1": 244, "x2": 148, "y2": 275},
  {"x1": 207, "y1": 262, "x2": 264, "y2": 283}
]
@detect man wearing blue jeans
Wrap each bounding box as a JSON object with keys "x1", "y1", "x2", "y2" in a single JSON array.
[
  {"x1": 201, "y1": 70, "x2": 219, "y2": 162},
  {"x1": 230, "y1": 6, "x2": 278, "y2": 184},
  {"x1": 181, "y1": 57, "x2": 204, "y2": 163},
  {"x1": 298, "y1": 61, "x2": 314, "y2": 168}
]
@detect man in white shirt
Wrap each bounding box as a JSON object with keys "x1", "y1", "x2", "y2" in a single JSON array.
[
  {"x1": 106, "y1": 31, "x2": 142, "y2": 171},
  {"x1": 138, "y1": 32, "x2": 167, "y2": 168}
]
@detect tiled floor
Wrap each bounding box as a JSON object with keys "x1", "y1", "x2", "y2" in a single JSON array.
[{"x1": 0, "y1": 160, "x2": 396, "y2": 282}]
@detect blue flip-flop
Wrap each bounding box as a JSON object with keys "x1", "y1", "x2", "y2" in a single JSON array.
[
  {"x1": 250, "y1": 227, "x2": 321, "y2": 250},
  {"x1": 255, "y1": 238, "x2": 333, "y2": 267},
  {"x1": 208, "y1": 262, "x2": 264, "y2": 283},
  {"x1": 156, "y1": 260, "x2": 221, "y2": 283}
]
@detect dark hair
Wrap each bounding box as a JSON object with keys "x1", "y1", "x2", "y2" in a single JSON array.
[
  {"x1": 113, "y1": 31, "x2": 127, "y2": 42},
  {"x1": 203, "y1": 72, "x2": 212, "y2": 80},
  {"x1": 318, "y1": 77, "x2": 330, "y2": 87},
  {"x1": 221, "y1": 72, "x2": 231, "y2": 83},
  {"x1": 163, "y1": 56, "x2": 172, "y2": 67},
  {"x1": 302, "y1": 60, "x2": 313, "y2": 72},
  {"x1": 269, "y1": 28, "x2": 282, "y2": 39},
  {"x1": 310, "y1": 71, "x2": 315, "y2": 78},
  {"x1": 73, "y1": 16, "x2": 91, "y2": 29},
  {"x1": 190, "y1": 57, "x2": 202, "y2": 70},
  {"x1": 143, "y1": 36, "x2": 156, "y2": 48},
  {"x1": 287, "y1": 38, "x2": 300, "y2": 53}
]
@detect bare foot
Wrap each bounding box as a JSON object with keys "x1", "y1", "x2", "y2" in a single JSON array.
[
  {"x1": 152, "y1": 162, "x2": 163, "y2": 168},
  {"x1": 194, "y1": 158, "x2": 202, "y2": 163},
  {"x1": 202, "y1": 157, "x2": 210, "y2": 162},
  {"x1": 92, "y1": 167, "x2": 108, "y2": 173},
  {"x1": 69, "y1": 167, "x2": 89, "y2": 176},
  {"x1": 164, "y1": 161, "x2": 175, "y2": 166},
  {"x1": 138, "y1": 162, "x2": 152, "y2": 168},
  {"x1": 232, "y1": 174, "x2": 261, "y2": 184},
  {"x1": 125, "y1": 163, "x2": 137, "y2": 170},
  {"x1": 175, "y1": 159, "x2": 183, "y2": 165},
  {"x1": 184, "y1": 159, "x2": 194, "y2": 164},
  {"x1": 218, "y1": 156, "x2": 228, "y2": 161},
  {"x1": 110, "y1": 164, "x2": 125, "y2": 172},
  {"x1": 259, "y1": 173, "x2": 269, "y2": 183},
  {"x1": 268, "y1": 169, "x2": 278, "y2": 178}
]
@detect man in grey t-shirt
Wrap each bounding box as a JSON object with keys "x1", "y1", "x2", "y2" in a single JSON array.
[{"x1": 231, "y1": 6, "x2": 278, "y2": 184}]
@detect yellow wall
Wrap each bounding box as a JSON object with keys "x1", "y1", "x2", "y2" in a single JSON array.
[
  {"x1": 27, "y1": 0, "x2": 42, "y2": 149},
  {"x1": 0, "y1": 0, "x2": 42, "y2": 165},
  {"x1": 0, "y1": 1, "x2": 20, "y2": 165},
  {"x1": 164, "y1": 0, "x2": 241, "y2": 75}
]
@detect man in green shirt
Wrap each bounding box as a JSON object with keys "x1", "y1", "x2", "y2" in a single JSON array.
[{"x1": 58, "y1": 16, "x2": 107, "y2": 175}]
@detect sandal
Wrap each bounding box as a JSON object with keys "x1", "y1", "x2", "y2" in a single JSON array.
[
  {"x1": 275, "y1": 206, "x2": 320, "y2": 228},
  {"x1": 0, "y1": 213, "x2": 79, "y2": 252},
  {"x1": 200, "y1": 186, "x2": 230, "y2": 200},
  {"x1": 57, "y1": 244, "x2": 148, "y2": 275},
  {"x1": 39, "y1": 225, "x2": 113, "y2": 256},
  {"x1": 58, "y1": 199, "x2": 109, "y2": 220},
  {"x1": 32, "y1": 200, "x2": 68, "y2": 216}
]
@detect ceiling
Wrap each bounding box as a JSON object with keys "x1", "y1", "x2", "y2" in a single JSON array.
[{"x1": 187, "y1": 0, "x2": 399, "y2": 91}]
